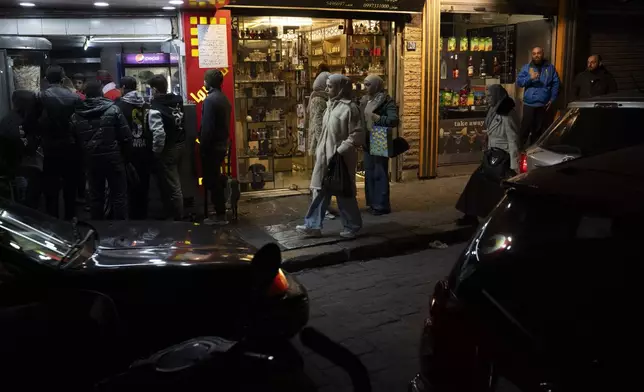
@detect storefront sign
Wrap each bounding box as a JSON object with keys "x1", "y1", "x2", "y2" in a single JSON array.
[
  {"x1": 122, "y1": 53, "x2": 179, "y2": 66},
  {"x1": 438, "y1": 118, "x2": 486, "y2": 165},
  {"x1": 227, "y1": 0, "x2": 424, "y2": 13},
  {"x1": 197, "y1": 24, "x2": 229, "y2": 69},
  {"x1": 183, "y1": 10, "x2": 237, "y2": 179}
]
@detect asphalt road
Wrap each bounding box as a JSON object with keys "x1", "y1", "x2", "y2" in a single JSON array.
[{"x1": 293, "y1": 243, "x2": 467, "y2": 392}]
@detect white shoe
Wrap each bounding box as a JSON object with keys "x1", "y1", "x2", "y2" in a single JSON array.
[
  {"x1": 325, "y1": 211, "x2": 337, "y2": 220},
  {"x1": 296, "y1": 225, "x2": 322, "y2": 238},
  {"x1": 339, "y1": 230, "x2": 358, "y2": 239}
]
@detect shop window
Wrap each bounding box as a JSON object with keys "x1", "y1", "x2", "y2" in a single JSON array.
[
  {"x1": 232, "y1": 16, "x2": 393, "y2": 191},
  {"x1": 438, "y1": 13, "x2": 554, "y2": 166}
]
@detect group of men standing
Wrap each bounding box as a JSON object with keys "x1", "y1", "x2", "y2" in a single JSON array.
[
  {"x1": 1, "y1": 65, "x2": 191, "y2": 221},
  {"x1": 516, "y1": 46, "x2": 618, "y2": 147}
]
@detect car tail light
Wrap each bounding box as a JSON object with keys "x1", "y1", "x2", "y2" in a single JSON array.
[
  {"x1": 519, "y1": 153, "x2": 528, "y2": 174},
  {"x1": 267, "y1": 269, "x2": 289, "y2": 296}
]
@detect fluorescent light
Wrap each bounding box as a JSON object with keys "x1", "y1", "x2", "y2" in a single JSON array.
[
  {"x1": 19, "y1": 2, "x2": 36, "y2": 6},
  {"x1": 162, "y1": 6, "x2": 175, "y2": 10},
  {"x1": 94, "y1": 2, "x2": 109, "y2": 6},
  {"x1": 169, "y1": 0, "x2": 183, "y2": 4},
  {"x1": 90, "y1": 35, "x2": 172, "y2": 43},
  {"x1": 245, "y1": 17, "x2": 313, "y2": 29}
]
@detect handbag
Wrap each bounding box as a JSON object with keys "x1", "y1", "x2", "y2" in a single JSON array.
[
  {"x1": 480, "y1": 147, "x2": 512, "y2": 182},
  {"x1": 323, "y1": 153, "x2": 355, "y2": 198},
  {"x1": 369, "y1": 126, "x2": 394, "y2": 157}
]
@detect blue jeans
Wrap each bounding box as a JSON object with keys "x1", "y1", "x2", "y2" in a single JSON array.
[
  {"x1": 364, "y1": 151, "x2": 391, "y2": 212},
  {"x1": 304, "y1": 189, "x2": 362, "y2": 232}
]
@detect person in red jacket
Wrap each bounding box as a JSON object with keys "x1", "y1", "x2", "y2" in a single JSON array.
[{"x1": 96, "y1": 70, "x2": 121, "y2": 101}]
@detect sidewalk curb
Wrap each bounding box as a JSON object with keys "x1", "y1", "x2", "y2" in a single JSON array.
[{"x1": 281, "y1": 223, "x2": 477, "y2": 273}]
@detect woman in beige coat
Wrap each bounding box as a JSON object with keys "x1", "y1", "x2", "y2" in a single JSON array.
[{"x1": 297, "y1": 74, "x2": 364, "y2": 238}]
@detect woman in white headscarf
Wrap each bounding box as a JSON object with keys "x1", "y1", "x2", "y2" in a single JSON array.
[
  {"x1": 455, "y1": 84, "x2": 519, "y2": 226},
  {"x1": 360, "y1": 74, "x2": 399, "y2": 215},
  {"x1": 297, "y1": 74, "x2": 365, "y2": 239},
  {"x1": 307, "y1": 71, "x2": 330, "y2": 155}
]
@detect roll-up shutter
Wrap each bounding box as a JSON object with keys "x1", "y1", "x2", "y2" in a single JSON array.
[{"x1": 586, "y1": 1, "x2": 644, "y2": 91}]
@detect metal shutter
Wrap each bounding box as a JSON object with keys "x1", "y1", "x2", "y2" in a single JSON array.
[{"x1": 440, "y1": 0, "x2": 558, "y2": 14}]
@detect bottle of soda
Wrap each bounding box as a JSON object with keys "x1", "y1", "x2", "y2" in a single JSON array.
[{"x1": 467, "y1": 56, "x2": 474, "y2": 77}]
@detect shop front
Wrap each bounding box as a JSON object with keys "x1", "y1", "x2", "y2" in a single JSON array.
[
  {"x1": 0, "y1": 16, "x2": 180, "y2": 119},
  {"x1": 183, "y1": 0, "x2": 423, "y2": 193},
  {"x1": 436, "y1": 7, "x2": 558, "y2": 167}
]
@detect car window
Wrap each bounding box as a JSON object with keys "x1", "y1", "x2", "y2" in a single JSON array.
[
  {"x1": 0, "y1": 200, "x2": 74, "y2": 266},
  {"x1": 539, "y1": 107, "x2": 644, "y2": 156}
]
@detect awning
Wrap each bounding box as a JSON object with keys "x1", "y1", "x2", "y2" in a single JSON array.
[{"x1": 226, "y1": 0, "x2": 425, "y2": 13}]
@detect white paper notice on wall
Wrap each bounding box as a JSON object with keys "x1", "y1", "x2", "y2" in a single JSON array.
[{"x1": 197, "y1": 24, "x2": 228, "y2": 69}]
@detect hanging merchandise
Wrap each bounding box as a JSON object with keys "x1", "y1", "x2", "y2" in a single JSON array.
[
  {"x1": 452, "y1": 54, "x2": 459, "y2": 79},
  {"x1": 485, "y1": 37, "x2": 493, "y2": 52},
  {"x1": 467, "y1": 56, "x2": 474, "y2": 77},
  {"x1": 447, "y1": 37, "x2": 457, "y2": 52},
  {"x1": 470, "y1": 37, "x2": 479, "y2": 52},
  {"x1": 440, "y1": 57, "x2": 448, "y2": 80},
  {"x1": 439, "y1": 37, "x2": 443, "y2": 51},
  {"x1": 479, "y1": 58, "x2": 487, "y2": 77},
  {"x1": 459, "y1": 37, "x2": 468, "y2": 52},
  {"x1": 493, "y1": 56, "x2": 502, "y2": 77}
]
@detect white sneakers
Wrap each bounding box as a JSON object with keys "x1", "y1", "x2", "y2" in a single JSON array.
[
  {"x1": 296, "y1": 225, "x2": 322, "y2": 238},
  {"x1": 296, "y1": 225, "x2": 358, "y2": 239}
]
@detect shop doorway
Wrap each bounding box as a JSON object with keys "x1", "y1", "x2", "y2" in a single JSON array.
[{"x1": 232, "y1": 16, "x2": 394, "y2": 192}]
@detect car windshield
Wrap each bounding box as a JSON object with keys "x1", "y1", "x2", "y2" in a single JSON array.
[
  {"x1": 539, "y1": 107, "x2": 644, "y2": 156},
  {"x1": 0, "y1": 198, "x2": 75, "y2": 266}
]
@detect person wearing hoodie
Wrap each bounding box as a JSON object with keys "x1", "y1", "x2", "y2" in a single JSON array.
[
  {"x1": 297, "y1": 74, "x2": 365, "y2": 239},
  {"x1": 516, "y1": 46, "x2": 560, "y2": 148},
  {"x1": 71, "y1": 80, "x2": 132, "y2": 220},
  {"x1": 117, "y1": 76, "x2": 152, "y2": 220},
  {"x1": 200, "y1": 69, "x2": 231, "y2": 225},
  {"x1": 573, "y1": 54, "x2": 618, "y2": 100},
  {"x1": 148, "y1": 74, "x2": 186, "y2": 221},
  {"x1": 97, "y1": 70, "x2": 122, "y2": 101}
]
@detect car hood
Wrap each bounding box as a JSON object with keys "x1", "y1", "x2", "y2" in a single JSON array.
[
  {"x1": 81, "y1": 221, "x2": 257, "y2": 269},
  {"x1": 506, "y1": 144, "x2": 644, "y2": 215}
]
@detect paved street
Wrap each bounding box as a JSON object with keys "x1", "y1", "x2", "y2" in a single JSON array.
[{"x1": 293, "y1": 243, "x2": 467, "y2": 392}]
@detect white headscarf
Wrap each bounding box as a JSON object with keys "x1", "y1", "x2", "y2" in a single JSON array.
[{"x1": 328, "y1": 74, "x2": 352, "y2": 101}]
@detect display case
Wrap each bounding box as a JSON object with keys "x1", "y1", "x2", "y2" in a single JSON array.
[{"x1": 438, "y1": 16, "x2": 517, "y2": 165}]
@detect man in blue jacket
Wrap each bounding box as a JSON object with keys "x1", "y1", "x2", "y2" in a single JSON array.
[{"x1": 516, "y1": 46, "x2": 560, "y2": 148}]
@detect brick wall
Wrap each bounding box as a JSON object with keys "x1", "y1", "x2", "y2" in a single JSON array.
[{"x1": 402, "y1": 14, "x2": 423, "y2": 170}]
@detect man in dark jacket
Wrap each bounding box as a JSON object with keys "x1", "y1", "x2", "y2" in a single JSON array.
[
  {"x1": 573, "y1": 54, "x2": 618, "y2": 100},
  {"x1": 38, "y1": 65, "x2": 82, "y2": 220},
  {"x1": 200, "y1": 69, "x2": 231, "y2": 225},
  {"x1": 148, "y1": 74, "x2": 186, "y2": 221},
  {"x1": 71, "y1": 81, "x2": 132, "y2": 220},
  {"x1": 117, "y1": 76, "x2": 152, "y2": 219},
  {"x1": 0, "y1": 91, "x2": 33, "y2": 200},
  {"x1": 516, "y1": 46, "x2": 561, "y2": 148}
]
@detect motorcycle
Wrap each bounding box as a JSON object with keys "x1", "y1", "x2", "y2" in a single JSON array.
[{"x1": 95, "y1": 327, "x2": 371, "y2": 392}]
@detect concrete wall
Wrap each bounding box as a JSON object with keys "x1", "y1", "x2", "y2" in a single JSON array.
[{"x1": 401, "y1": 14, "x2": 423, "y2": 170}]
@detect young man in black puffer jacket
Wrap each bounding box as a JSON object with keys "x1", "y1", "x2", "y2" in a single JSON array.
[{"x1": 71, "y1": 80, "x2": 132, "y2": 220}]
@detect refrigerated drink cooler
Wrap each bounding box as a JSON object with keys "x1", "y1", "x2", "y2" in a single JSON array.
[{"x1": 117, "y1": 53, "x2": 180, "y2": 102}]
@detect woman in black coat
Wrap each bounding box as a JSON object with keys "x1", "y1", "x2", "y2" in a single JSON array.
[{"x1": 456, "y1": 84, "x2": 520, "y2": 225}]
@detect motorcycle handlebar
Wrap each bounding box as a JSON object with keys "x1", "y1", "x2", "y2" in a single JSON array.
[{"x1": 300, "y1": 327, "x2": 371, "y2": 392}]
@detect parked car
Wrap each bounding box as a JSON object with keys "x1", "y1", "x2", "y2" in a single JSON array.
[
  {"x1": 520, "y1": 91, "x2": 644, "y2": 173},
  {"x1": 410, "y1": 145, "x2": 642, "y2": 392},
  {"x1": 0, "y1": 199, "x2": 308, "y2": 391}
]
